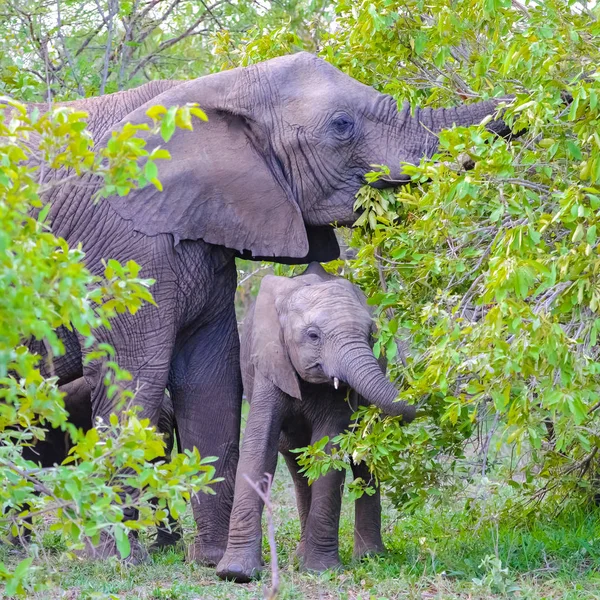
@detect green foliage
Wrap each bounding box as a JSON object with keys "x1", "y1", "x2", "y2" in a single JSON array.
[
  {"x1": 328, "y1": 0, "x2": 600, "y2": 514},
  {"x1": 0, "y1": 98, "x2": 214, "y2": 595},
  {"x1": 0, "y1": 0, "x2": 333, "y2": 101},
  {"x1": 226, "y1": 0, "x2": 600, "y2": 517},
  {"x1": 3, "y1": 0, "x2": 600, "y2": 593},
  {"x1": 472, "y1": 555, "x2": 521, "y2": 596}
]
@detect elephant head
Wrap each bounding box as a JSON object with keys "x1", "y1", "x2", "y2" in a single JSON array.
[
  {"x1": 105, "y1": 52, "x2": 511, "y2": 264},
  {"x1": 248, "y1": 263, "x2": 415, "y2": 422}
]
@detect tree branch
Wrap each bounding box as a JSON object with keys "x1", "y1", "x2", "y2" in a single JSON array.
[
  {"x1": 128, "y1": 0, "x2": 226, "y2": 79},
  {"x1": 55, "y1": 0, "x2": 85, "y2": 96}
]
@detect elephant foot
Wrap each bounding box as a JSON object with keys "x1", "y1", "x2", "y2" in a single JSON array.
[
  {"x1": 149, "y1": 525, "x2": 183, "y2": 553},
  {"x1": 79, "y1": 530, "x2": 149, "y2": 565},
  {"x1": 7, "y1": 532, "x2": 31, "y2": 549},
  {"x1": 2, "y1": 535, "x2": 29, "y2": 558},
  {"x1": 186, "y1": 537, "x2": 226, "y2": 567},
  {"x1": 353, "y1": 541, "x2": 386, "y2": 561},
  {"x1": 294, "y1": 539, "x2": 306, "y2": 561},
  {"x1": 300, "y1": 553, "x2": 342, "y2": 573},
  {"x1": 216, "y1": 550, "x2": 263, "y2": 583}
]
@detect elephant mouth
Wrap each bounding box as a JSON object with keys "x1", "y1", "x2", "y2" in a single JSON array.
[{"x1": 368, "y1": 174, "x2": 412, "y2": 189}]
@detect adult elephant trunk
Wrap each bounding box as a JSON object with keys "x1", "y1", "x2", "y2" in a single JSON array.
[
  {"x1": 426, "y1": 98, "x2": 512, "y2": 133},
  {"x1": 371, "y1": 97, "x2": 515, "y2": 188},
  {"x1": 333, "y1": 340, "x2": 416, "y2": 423}
]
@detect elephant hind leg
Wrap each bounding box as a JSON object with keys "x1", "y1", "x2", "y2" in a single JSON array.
[
  {"x1": 8, "y1": 423, "x2": 72, "y2": 548},
  {"x1": 149, "y1": 391, "x2": 182, "y2": 553},
  {"x1": 350, "y1": 460, "x2": 385, "y2": 560},
  {"x1": 170, "y1": 304, "x2": 242, "y2": 568},
  {"x1": 281, "y1": 447, "x2": 311, "y2": 561}
]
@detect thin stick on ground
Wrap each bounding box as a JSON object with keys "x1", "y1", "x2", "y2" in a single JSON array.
[{"x1": 243, "y1": 472, "x2": 279, "y2": 600}]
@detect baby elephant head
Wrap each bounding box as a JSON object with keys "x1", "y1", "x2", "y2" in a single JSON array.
[{"x1": 250, "y1": 264, "x2": 415, "y2": 422}]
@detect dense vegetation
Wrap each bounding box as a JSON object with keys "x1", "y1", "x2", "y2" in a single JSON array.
[{"x1": 1, "y1": 0, "x2": 600, "y2": 597}]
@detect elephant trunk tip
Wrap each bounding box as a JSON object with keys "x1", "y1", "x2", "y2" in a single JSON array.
[{"x1": 394, "y1": 401, "x2": 416, "y2": 424}]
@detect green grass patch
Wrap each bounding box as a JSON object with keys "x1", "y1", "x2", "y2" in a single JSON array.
[{"x1": 2, "y1": 460, "x2": 600, "y2": 599}]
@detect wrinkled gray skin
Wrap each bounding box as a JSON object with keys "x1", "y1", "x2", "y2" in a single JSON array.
[
  {"x1": 14, "y1": 379, "x2": 180, "y2": 555},
  {"x1": 216, "y1": 263, "x2": 415, "y2": 582},
  {"x1": 23, "y1": 52, "x2": 511, "y2": 565}
]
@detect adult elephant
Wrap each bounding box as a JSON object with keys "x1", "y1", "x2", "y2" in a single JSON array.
[
  {"x1": 11, "y1": 379, "x2": 180, "y2": 558},
  {"x1": 27, "y1": 52, "x2": 512, "y2": 565}
]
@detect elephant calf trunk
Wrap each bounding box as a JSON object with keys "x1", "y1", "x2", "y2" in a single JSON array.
[{"x1": 338, "y1": 347, "x2": 416, "y2": 423}]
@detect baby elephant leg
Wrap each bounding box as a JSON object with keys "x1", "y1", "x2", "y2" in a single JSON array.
[
  {"x1": 350, "y1": 460, "x2": 385, "y2": 559},
  {"x1": 281, "y1": 449, "x2": 312, "y2": 561},
  {"x1": 302, "y1": 465, "x2": 345, "y2": 572},
  {"x1": 216, "y1": 373, "x2": 285, "y2": 583},
  {"x1": 299, "y1": 425, "x2": 349, "y2": 573}
]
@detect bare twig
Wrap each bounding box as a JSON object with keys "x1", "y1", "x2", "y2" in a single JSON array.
[
  {"x1": 129, "y1": 0, "x2": 227, "y2": 79},
  {"x1": 459, "y1": 273, "x2": 484, "y2": 319},
  {"x1": 117, "y1": 0, "x2": 140, "y2": 89},
  {"x1": 375, "y1": 249, "x2": 408, "y2": 367},
  {"x1": 563, "y1": 446, "x2": 598, "y2": 477},
  {"x1": 481, "y1": 412, "x2": 500, "y2": 477},
  {"x1": 55, "y1": 0, "x2": 84, "y2": 96},
  {"x1": 511, "y1": 0, "x2": 531, "y2": 18},
  {"x1": 41, "y1": 36, "x2": 52, "y2": 110},
  {"x1": 237, "y1": 265, "x2": 271, "y2": 287},
  {"x1": 502, "y1": 178, "x2": 551, "y2": 193},
  {"x1": 243, "y1": 473, "x2": 279, "y2": 600},
  {"x1": 95, "y1": 0, "x2": 119, "y2": 94}
]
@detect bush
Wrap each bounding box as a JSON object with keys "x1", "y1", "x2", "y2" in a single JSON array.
[
  {"x1": 0, "y1": 98, "x2": 215, "y2": 596},
  {"x1": 233, "y1": 0, "x2": 600, "y2": 516}
]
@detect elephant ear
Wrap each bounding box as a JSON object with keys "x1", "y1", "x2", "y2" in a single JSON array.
[
  {"x1": 250, "y1": 275, "x2": 305, "y2": 400},
  {"x1": 102, "y1": 68, "x2": 313, "y2": 260}
]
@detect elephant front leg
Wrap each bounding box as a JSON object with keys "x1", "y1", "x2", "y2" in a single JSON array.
[
  {"x1": 350, "y1": 460, "x2": 385, "y2": 559},
  {"x1": 216, "y1": 373, "x2": 286, "y2": 583},
  {"x1": 169, "y1": 309, "x2": 243, "y2": 567}
]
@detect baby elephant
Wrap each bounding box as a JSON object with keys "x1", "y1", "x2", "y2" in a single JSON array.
[{"x1": 216, "y1": 263, "x2": 415, "y2": 582}]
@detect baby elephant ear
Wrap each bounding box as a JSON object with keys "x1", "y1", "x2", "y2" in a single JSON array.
[{"x1": 251, "y1": 275, "x2": 304, "y2": 400}]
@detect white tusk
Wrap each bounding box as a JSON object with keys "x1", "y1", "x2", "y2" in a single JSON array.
[{"x1": 334, "y1": 377, "x2": 339, "y2": 390}]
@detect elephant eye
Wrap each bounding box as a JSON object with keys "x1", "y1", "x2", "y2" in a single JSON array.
[
  {"x1": 306, "y1": 328, "x2": 320, "y2": 342},
  {"x1": 330, "y1": 114, "x2": 354, "y2": 138}
]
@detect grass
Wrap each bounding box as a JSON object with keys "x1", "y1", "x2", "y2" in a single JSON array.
[{"x1": 2, "y1": 458, "x2": 600, "y2": 599}]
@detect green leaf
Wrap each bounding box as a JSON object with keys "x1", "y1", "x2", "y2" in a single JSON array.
[
  {"x1": 146, "y1": 105, "x2": 167, "y2": 120},
  {"x1": 587, "y1": 225, "x2": 597, "y2": 245},
  {"x1": 4, "y1": 557, "x2": 33, "y2": 596},
  {"x1": 566, "y1": 141, "x2": 582, "y2": 160},
  {"x1": 160, "y1": 106, "x2": 178, "y2": 143},
  {"x1": 114, "y1": 526, "x2": 131, "y2": 559}
]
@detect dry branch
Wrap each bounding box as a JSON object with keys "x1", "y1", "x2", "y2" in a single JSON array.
[{"x1": 243, "y1": 472, "x2": 279, "y2": 600}]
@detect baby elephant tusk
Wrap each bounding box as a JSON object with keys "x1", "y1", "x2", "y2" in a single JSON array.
[{"x1": 334, "y1": 377, "x2": 339, "y2": 390}]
